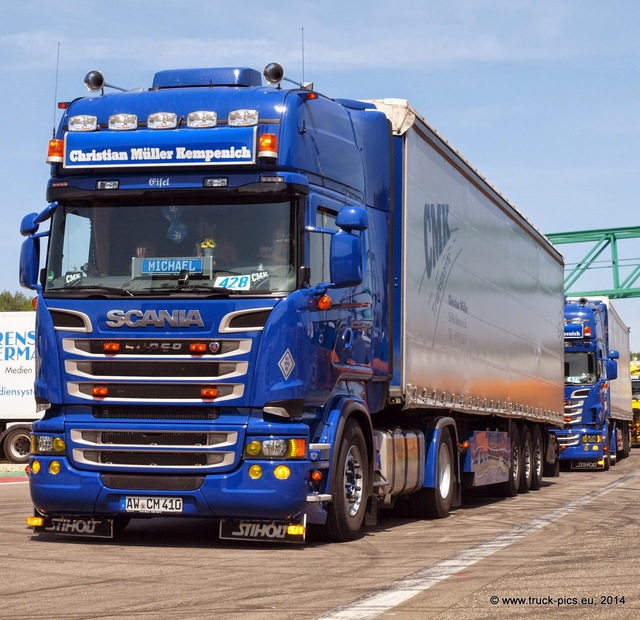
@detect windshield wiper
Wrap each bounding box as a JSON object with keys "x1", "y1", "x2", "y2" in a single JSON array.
[
  {"x1": 47, "y1": 285, "x2": 134, "y2": 297},
  {"x1": 156, "y1": 283, "x2": 239, "y2": 295}
]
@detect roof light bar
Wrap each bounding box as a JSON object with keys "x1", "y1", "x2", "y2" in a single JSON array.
[
  {"x1": 68, "y1": 115, "x2": 98, "y2": 132},
  {"x1": 228, "y1": 109, "x2": 258, "y2": 127},
  {"x1": 187, "y1": 111, "x2": 217, "y2": 128},
  {"x1": 109, "y1": 114, "x2": 137, "y2": 130},
  {"x1": 148, "y1": 112, "x2": 177, "y2": 129}
]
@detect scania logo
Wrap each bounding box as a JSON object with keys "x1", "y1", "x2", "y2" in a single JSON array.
[{"x1": 106, "y1": 309, "x2": 204, "y2": 328}]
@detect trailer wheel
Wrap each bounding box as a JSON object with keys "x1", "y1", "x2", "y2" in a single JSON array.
[
  {"x1": 518, "y1": 425, "x2": 533, "y2": 494},
  {"x1": 498, "y1": 422, "x2": 521, "y2": 497},
  {"x1": 319, "y1": 420, "x2": 369, "y2": 542},
  {"x1": 2, "y1": 427, "x2": 31, "y2": 464},
  {"x1": 410, "y1": 427, "x2": 454, "y2": 519},
  {"x1": 530, "y1": 425, "x2": 543, "y2": 490}
]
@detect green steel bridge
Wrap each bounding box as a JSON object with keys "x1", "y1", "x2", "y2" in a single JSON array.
[{"x1": 546, "y1": 226, "x2": 640, "y2": 299}]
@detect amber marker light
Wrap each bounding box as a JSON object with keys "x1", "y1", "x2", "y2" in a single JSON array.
[
  {"x1": 249, "y1": 465, "x2": 262, "y2": 479},
  {"x1": 287, "y1": 524, "x2": 306, "y2": 536},
  {"x1": 288, "y1": 439, "x2": 307, "y2": 458},
  {"x1": 310, "y1": 470, "x2": 322, "y2": 483},
  {"x1": 92, "y1": 386, "x2": 109, "y2": 397},
  {"x1": 274, "y1": 465, "x2": 291, "y2": 480},
  {"x1": 190, "y1": 343, "x2": 207, "y2": 354},
  {"x1": 201, "y1": 387, "x2": 218, "y2": 399},
  {"x1": 47, "y1": 139, "x2": 64, "y2": 164},
  {"x1": 26, "y1": 516, "x2": 45, "y2": 527},
  {"x1": 258, "y1": 133, "x2": 278, "y2": 158},
  {"x1": 104, "y1": 342, "x2": 120, "y2": 353},
  {"x1": 317, "y1": 294, "x2": 332, "y2": 311}
]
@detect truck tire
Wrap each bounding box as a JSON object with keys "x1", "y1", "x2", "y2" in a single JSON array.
[
  {"x1": 498, "y1": 422, "x2": 521, "y2": 497},
  {"x1": 409, "y1": 427, "x2": 454, "y2": 519},
  {"x1": 2, "y1": 427, "x2": 31, "y2": 464},
  {"x1": 318, "y1": 420, "x2": 370, "y2": 542},
  {"x1": 530, "y1": 424, "x2": 543, "y2": 490},
  {"x1": 518, "y1": 425, "x2": 533, "y2": 494}
]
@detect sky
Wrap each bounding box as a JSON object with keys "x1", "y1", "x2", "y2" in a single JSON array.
[{"x1": 2, "y1": 0, "x2": 640, "y2": 347}]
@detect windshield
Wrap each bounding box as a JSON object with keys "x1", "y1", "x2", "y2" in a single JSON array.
[
  {"x1": 45, "y1": 199, "x2": 296, "y2": 295},
  {"x1": 564, "y1": 352, "x2": 597, "y2": 384}
]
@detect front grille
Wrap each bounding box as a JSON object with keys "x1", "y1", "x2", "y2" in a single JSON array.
[
  {"x1": 95, "y1": 451, "x2": 214, "y2": 467},
  {"x1": 71, "y1": 427, "x2": 239, "y2": 471},
  {"x1": 76, "y1": 383, "x2": 237, "y2": 399},
  {"x1": 92, "y1": 405, "x2": 220, "y2": 420},
  {"x1": 99, "y1": 431, "x2": 209, "y2": 446},
  {"x1": 80, "y1": 360, "x2": 236, "y2": 377},
  {"x1": 101, "y1": 474, "x2": 205, "y2": 491}
]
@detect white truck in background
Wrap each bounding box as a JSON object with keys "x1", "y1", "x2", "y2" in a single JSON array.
[{"x1": 0, "y1": 312, "x2": 37, "y2": 464}]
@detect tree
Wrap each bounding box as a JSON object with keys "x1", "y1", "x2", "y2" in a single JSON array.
[{"x1": 0, "y1": 290, "x2": 35, "y2": 311}]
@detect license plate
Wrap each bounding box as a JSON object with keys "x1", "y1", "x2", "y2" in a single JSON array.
[
  {"x1": 120, "y1": 496, "x2": 183, "y2": 513},
  {"x1": 571, "y1": 460, "x2": 603, "y2": 470}
]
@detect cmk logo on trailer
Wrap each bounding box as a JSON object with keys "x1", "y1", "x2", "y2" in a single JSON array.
[{"x1": 423, "y1": 203, "x2": 451, "y2": 278}]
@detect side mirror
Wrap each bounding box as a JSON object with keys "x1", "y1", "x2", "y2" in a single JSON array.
[
  {"x1": 20, "y1": 213, "x2": 39, "y2": 237},
  {"x1": 330, "y1": 230, "x2": 363, "y2": 287},
  {"x1": 607, "y1": 359, "x2": 618, "y2": 381},
  {"x1": 19, "y1": 237, "x2": 42, "y2": 291},
  {"x1": 336, "y1": 206, "x2": 368, "y2": 232},
  {"x1": 329, "y1": 206, "x2": 368, "y2": 287}
]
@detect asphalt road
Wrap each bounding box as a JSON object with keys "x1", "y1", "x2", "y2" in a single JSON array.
[{"x1": 1, "y1": 454, "x2": 639, "y2": 619}]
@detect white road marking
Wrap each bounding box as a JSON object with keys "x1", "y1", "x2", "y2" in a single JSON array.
[{"x1": 319, "y1": 470, "x2": 640, "y2": 620}]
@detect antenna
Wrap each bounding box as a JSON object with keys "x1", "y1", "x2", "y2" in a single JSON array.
[
  {"x1": 301, "y1": 28, "x2": 305, "y2": 85},
  {"x1": 52, "y1": 42, "x2": 60, "y2": 138}
]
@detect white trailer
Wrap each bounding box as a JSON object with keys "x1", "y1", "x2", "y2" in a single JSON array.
[{"x1": 0, "y1": 312, "x2": 38, "y2": 463}]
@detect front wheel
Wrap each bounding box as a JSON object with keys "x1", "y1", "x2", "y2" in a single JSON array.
[{"x1": 318, "y1": 420, "x2": 370, "y2": 542}]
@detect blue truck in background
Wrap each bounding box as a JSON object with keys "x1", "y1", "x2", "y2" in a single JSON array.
[
  {"x1": 20, "y1": 63, "x2": 564, "y2": 543},
  {"x1": 554, "y1": 297, "x2": 633, "y2": 470}
]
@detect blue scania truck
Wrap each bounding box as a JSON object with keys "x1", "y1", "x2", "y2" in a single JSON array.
[
  {"x1": 20, "y1": 63, "x2": 564, "y2": 542},
  {"x1": 554, "y1": 297, "x2": 633, "y2": 470}
]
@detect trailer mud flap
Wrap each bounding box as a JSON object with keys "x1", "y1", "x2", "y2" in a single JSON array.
[
  {"x1": 33, "y1": 514, "x2": 114, "y2": 538},
  {"x1": 219, "y1": 518, "x2": 306, "y2": 543}
]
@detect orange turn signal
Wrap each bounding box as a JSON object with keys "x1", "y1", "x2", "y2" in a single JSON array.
[{"x1": 47, "y1": 139, "x2": 64, "y2": 163}]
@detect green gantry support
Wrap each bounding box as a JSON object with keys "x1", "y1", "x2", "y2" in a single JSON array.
[{"x1": 546, "y1": 226, "x2": 640, "y2": 299}]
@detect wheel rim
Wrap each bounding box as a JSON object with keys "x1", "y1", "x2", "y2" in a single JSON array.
[
  {"x1": 10, "y1": 435, "x2": 30, "y2": 459},
  {"x1": 512, "y1": 444, "x2": 520, "y2": 481},
  {"x1": 438, "y1": 442, "x2": 452, "y2": 499},
  {"x1": 343, "y1": 444, "x2": 364, "y2": 517},
  {"x1": 534, "y1": 440, "x2": 542, "y2": 478},
  {"x1": 523, "y1": 442, "x2": 531, "y2": 482}
]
